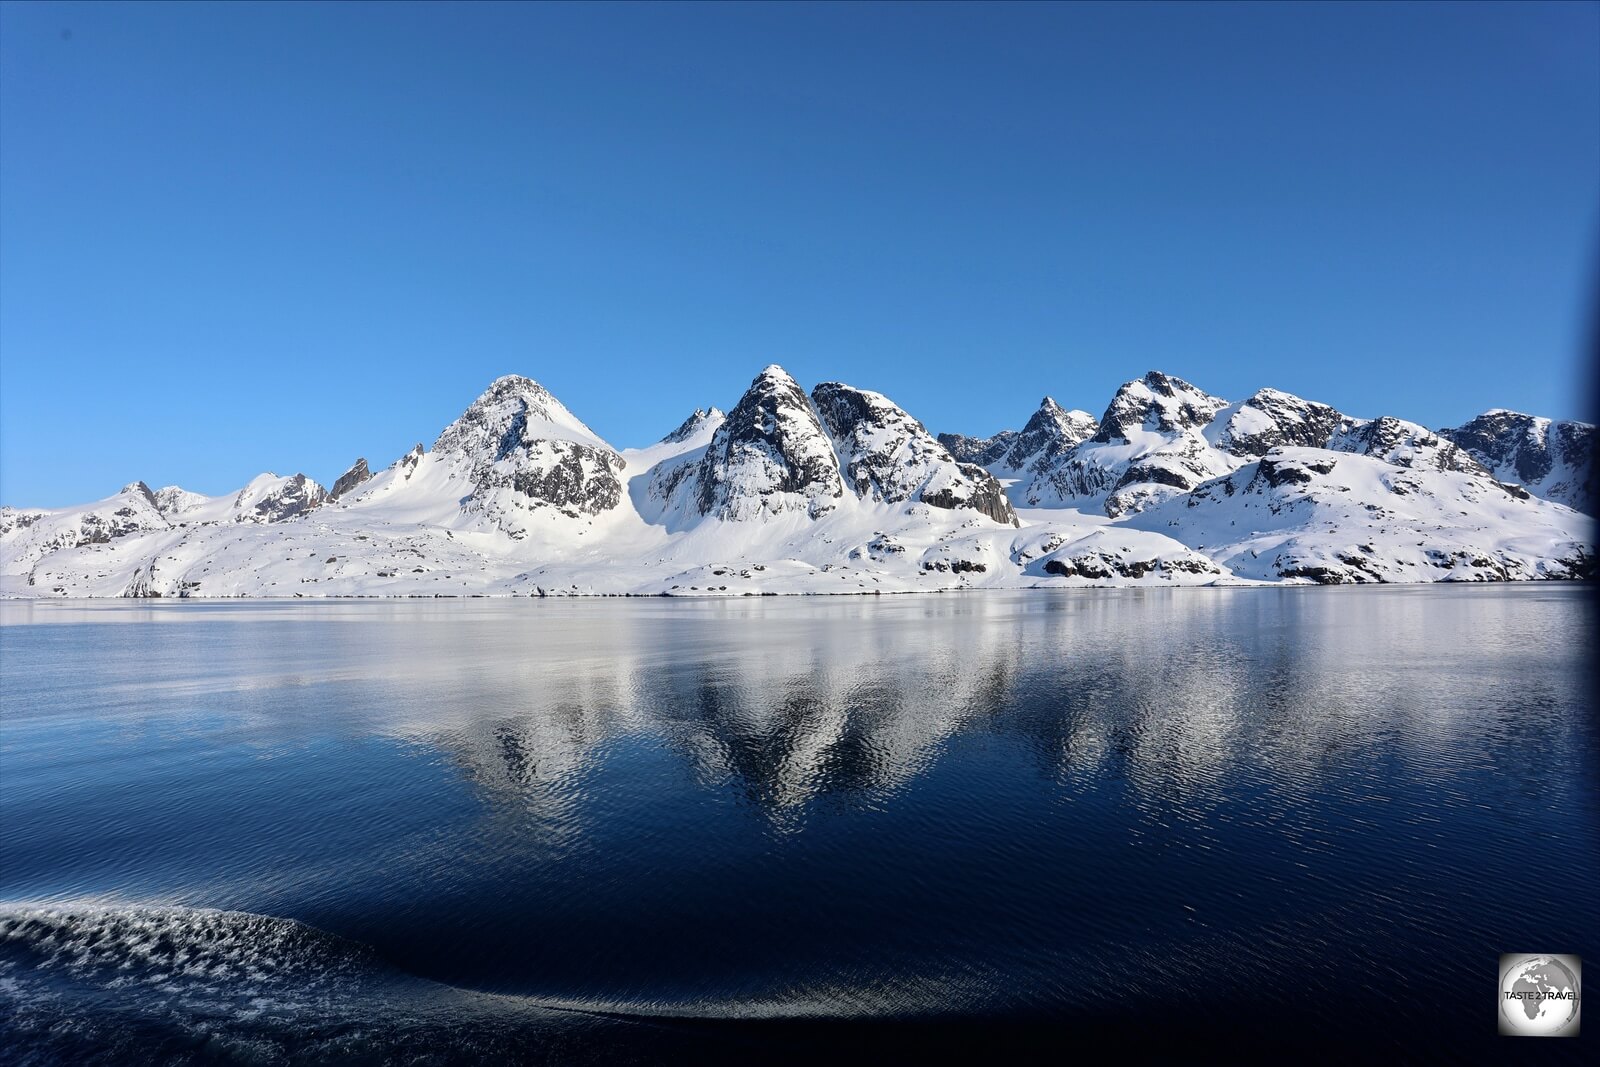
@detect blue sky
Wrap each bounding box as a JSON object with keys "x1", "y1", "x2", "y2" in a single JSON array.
[{"x1": 2, "y1": 1, "x2": 1596, "y2": 506}]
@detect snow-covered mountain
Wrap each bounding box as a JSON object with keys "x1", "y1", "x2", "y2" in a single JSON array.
[
  {"x1": 1440, "y1": 409, "x2": 1595, "y2": 513},
  {"x1": 811, "y1": 381, "x2": 1017, "y2": 526},
  {"x1": 2, "y1": 365, "x2": 1591, "y2": 596},
  {"x1": 1017, "y1": 372, "x2": 1236, "y2": 515},
  {"x1": 687, "y1": 364, "x2": 847, "y2": 522}
]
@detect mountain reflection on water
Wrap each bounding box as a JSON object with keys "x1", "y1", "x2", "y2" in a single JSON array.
[{"x1": 0, "y1": 588, "x2": 1594, "y2": 1062}]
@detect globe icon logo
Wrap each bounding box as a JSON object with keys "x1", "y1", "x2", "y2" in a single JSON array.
[{"x1": 1500, "y1": 954, "x2": 1581, "y2": 1037}]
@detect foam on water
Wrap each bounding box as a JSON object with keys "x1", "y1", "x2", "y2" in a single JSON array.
[{"x1": 0, "y1": 903, "x2": 625, "y2": 1065}]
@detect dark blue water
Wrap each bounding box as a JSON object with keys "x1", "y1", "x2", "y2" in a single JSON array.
[{"x1": 1, "y1": 588, "x2": 1595, "y2": 1063}]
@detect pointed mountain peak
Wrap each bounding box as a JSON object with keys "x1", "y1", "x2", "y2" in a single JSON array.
[
  {"x1": 661, "y1": 406, "x2": 728, "y2": 445},
  {"x1": 1138, "y1": 370, "x2": 1200, "y2": 395},
  {"x1": 1214, "y1": 388, "x2": 1343, "y2": 457},
  {"x1": 484, "y1": 373, "x2": 553, "y2": 397},
  {"x1": 119, "y1": 481, "x2": 158, "y2": 506},
  {"x1": 747, "y1": 364, "x2": 803, "y2": 393},
  {"x1": 999, "y1": 398, "x2": 1099, "y2": 470},
  {"x1": 1094, "y1": 372, "x2": 1228, "y2": 443},
  {"x1": 1021, "y1": 396, "x2": 1081, "y2": 433},
  {"x1": 434, "y1": 374, "x2": 610, "y2": 456},
  {"x1": 692, "y1": 365, "x2": 843, "y2": 520},
  {"x1": 329, "y1": 458, "x2": 372, "y2": 501}
]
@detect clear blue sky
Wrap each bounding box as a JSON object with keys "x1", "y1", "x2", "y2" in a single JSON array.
[{"x1": 2, "y1": 1, "x2": 1596, "y2": 506}]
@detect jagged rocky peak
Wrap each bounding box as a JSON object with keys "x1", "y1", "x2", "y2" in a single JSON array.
[
  {"x1": 1442, "y1": 410, "x2": 1595, "y2": 513},
  {"x1": 1003, "y1": 397, "x2": 1099, "y2": 469},
  {"x1": 694, "y1": 364, "x2": 844, "y2": 520},
  {"x1": 329, "y1": 458, "x2": 371, "y2": 501},
  {"x1": 392, "y1": 443, "x2": 424, "y2": 478},
  {"x1": 1213, "y1": 388, "x2": 1344, "y2": 457},
  {"x1": 811, "y1": 381, "x2": 1017, "y2": 525},
  {"x1": 1329, "y1": 415, "x2": 1487, "y2": 477},
  {"x1": 1093, "y1": 371, "x2": 1229, "y2": 443},
  {"x1": 236, "y1": 473, "x2": 328, "y2": 523},
  {"x1": 937, "y1": 429, "x2": 1018, "y2": 467},
  {"x1": 433, "y1": 374, "x2": 609, "y2": 456},
  {"x1": 152, "y1": 486, "x2": 207, "y2": 516},
  {"x1": 120, "y1": 481, "x2": 159, "y2": 508},
  {"x1": 661, "y1": 406, "x2": 726, "y2": 445},
  {"x1": 429, "y1": 375, "x2": 625, "y2": 528},
  {"x1": 1444, "y1": 410, "x2": 1552, "y2": 481},
  {"x1": 939, "y1": 397, "x2": 1096, "y2": 473}
]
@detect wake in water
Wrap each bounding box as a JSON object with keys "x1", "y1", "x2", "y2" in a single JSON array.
[{"x1": 0, "y1": 904, "x2": 647, "y2": 1065}]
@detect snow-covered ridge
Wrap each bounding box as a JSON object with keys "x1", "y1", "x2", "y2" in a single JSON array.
[{"x1": 2, "y1": 366, "x2": 1592, "y2": 597}]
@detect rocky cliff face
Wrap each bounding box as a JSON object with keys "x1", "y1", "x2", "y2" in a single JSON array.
[
  {"x1": 1328, "y1": 415, "x2": 1488, "y2": 477},
  {"x1": 152, "y1": 486, "x2": 208, "y2": 516},
  {"x1": 1092, "y1": 371, "x2": 1230, "y2": 443},
  {"x1": 1442, "y1": 411, "x2": 1595, "y2": 514},
  {"x1": 998, "y1": 398, "x2": 1099, "y2": 472},
  {"x1": 692, "y1": 365, "x2": 845, "y2": 521},
  {"x1": 1211, "y1": 388, "x2": 1345, "y2": 457},
  {"x1": 237, "y1": 474, "x2": 329, "y2": 523},
  {"x1": 1019, "y1": 373, "x2": 1236, "y2": 515},
  {"x1": 430, "y1": 375, "x2": 625, "y2": 532},
  {"x1": 329, "y1": 459, "x2": 371, "y2": 501},
  {"x1": 811, "y1": 381, "x2": 1017, "y2": 525},
  {"x1": 937, "y1": 430, "x2": 1018, "y2": 467}
]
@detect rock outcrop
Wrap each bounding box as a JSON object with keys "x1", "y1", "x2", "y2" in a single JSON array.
[
  {"x1": 329, "y1": 458, "x2": 371, "y2": 501},
  {"x1": 691, "y1": 365, "x2": 845, "y2": 521},
  {"x1": 812, "y1": 381, "x2": 1017, "y2": 525}
]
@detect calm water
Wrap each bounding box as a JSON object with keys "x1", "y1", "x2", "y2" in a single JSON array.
[{"x1": 1, "y1": 588, "x2": 1595, "y2": 1063}]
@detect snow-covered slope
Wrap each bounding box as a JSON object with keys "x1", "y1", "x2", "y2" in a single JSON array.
[
  {"x1": 1126, "y1": 448, "x2": 1590, "y2": 583},
  {"x1": 1, "y1": 482, "x2": 172, "y2": 569},
  {"x1": 3, "y1": 366, "x2": 1592, "y2": 597}
]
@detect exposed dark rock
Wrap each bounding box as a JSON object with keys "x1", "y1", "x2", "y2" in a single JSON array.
[
  {"x1": 431, "y1": 375, "x2": 625, "y2": 528},
  {"x1": 1330, "y1": 416, "x2": 1488, "y2": 477},
  {"x1": 1002, "y1": 398, "x2": 1099, "y2": 469},
  {"x1": 693, "y1": 366, "x2": 844, "y2": 520},
  {"x1": 1092, "y1": 371, "x2": 1229, "y2": 443},
  {"x1": 247, "y1": 474, "x2": 328, "y2": 522},
  {"x1": 1214, "y1": 389, "x2": 1344, "y2": 457},
  {"x1": 937, "y1": 430, "x2": 1019, "y2": 467},
  {"x1": 397, "y1": 443, "x2": 424, "y2": 478},
  {"x1": 1441, "y1": 410, "x2": 1595, "y2": 513},
  {"x1": 813, "y1": 381, "x2": 1018, "y2": 526},
  {"x1": 121, "y1": 481, "x2": 159, "y2": 509},
  {"x1": 329, "y1": 458, "x2": 371, "y2": 501}
]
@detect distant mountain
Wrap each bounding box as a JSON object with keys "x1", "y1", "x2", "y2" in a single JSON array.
[{"x1": 2, "y1": 365, "x2": 1591, "y2": 596}]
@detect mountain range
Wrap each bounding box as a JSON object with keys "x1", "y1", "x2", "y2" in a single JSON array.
[{"x1": 2, "y1": 366, "x2": 1592, "y2": 596}]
